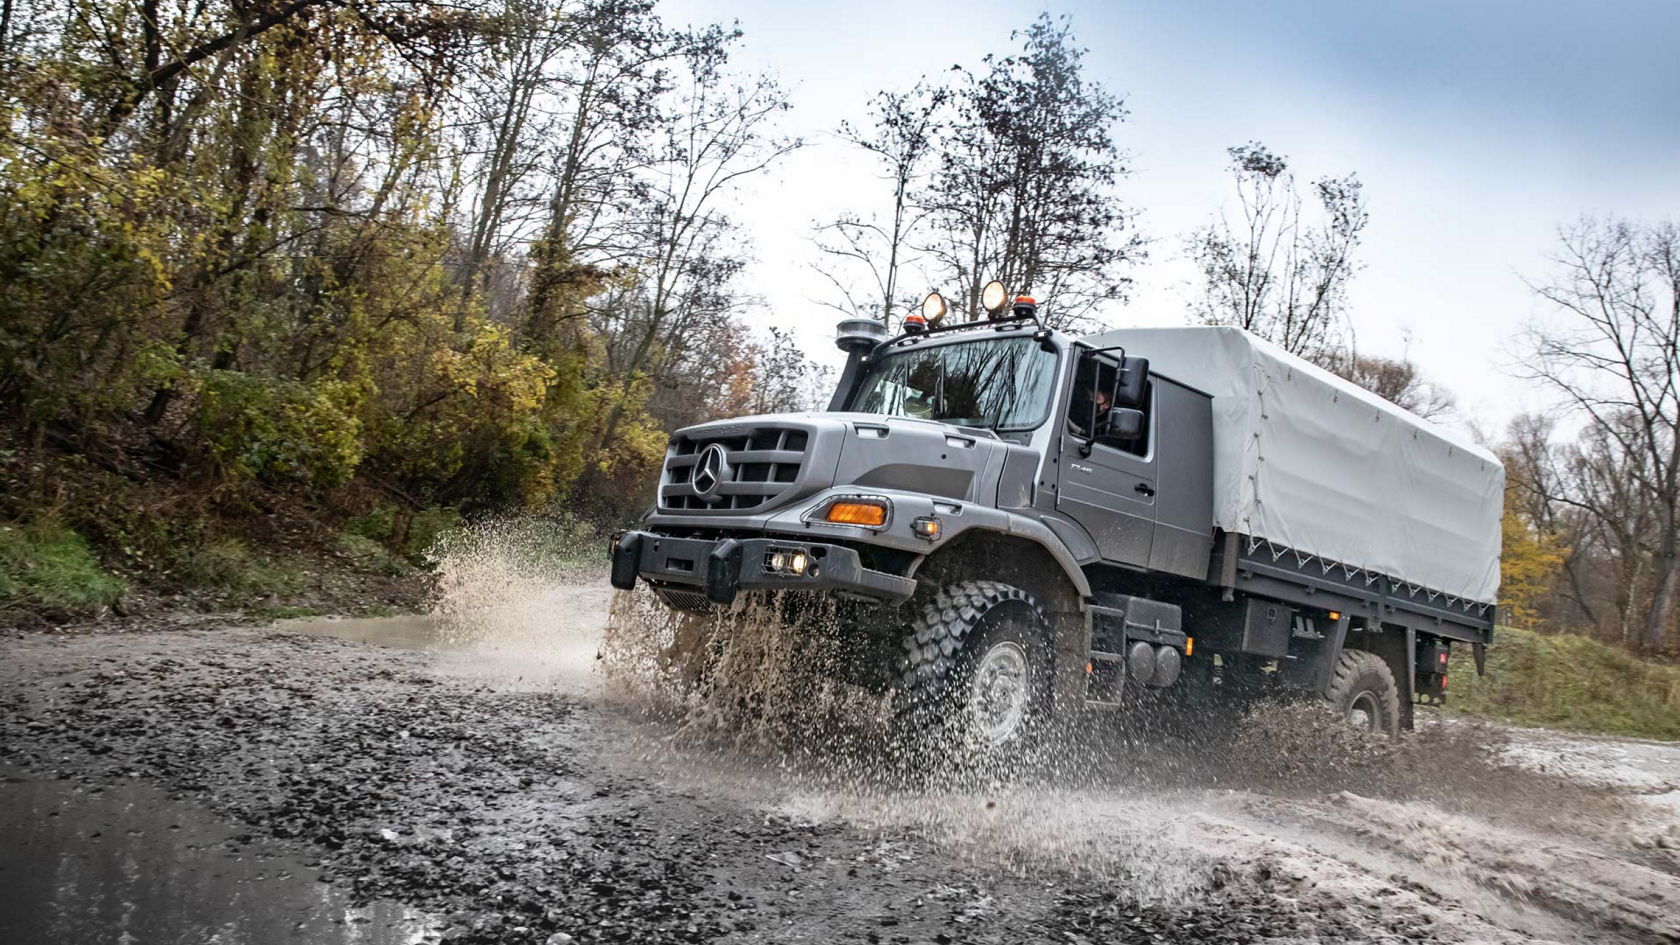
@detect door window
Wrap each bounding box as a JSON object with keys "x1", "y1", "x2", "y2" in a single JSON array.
[{"x1": 1067, "y1": 354, "x2": 1151, "y2": 457}]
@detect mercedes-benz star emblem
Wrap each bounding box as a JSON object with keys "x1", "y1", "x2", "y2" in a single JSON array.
[{"x1": 692, "y1": 443, "x2": 730, "y2": 502}]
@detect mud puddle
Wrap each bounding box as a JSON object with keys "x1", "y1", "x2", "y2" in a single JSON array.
[
  {"x1": 274, "y1": 578, "x2": 613, "y2": 695},
  {"x1": 275, "y1": 613, "x2": 441, "y2": 650},
  {"x1": 0, "y1": 767, "x2": 433, "y2": 945}
]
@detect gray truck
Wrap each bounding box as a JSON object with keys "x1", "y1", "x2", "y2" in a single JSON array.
[{"x1": 609, "y1": 291, "x2": 1503, "y2": 750}]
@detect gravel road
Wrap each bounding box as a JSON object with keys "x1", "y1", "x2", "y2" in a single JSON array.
[{"x1": 3, "y1": 576, "x2": 1679, "y2": 945}]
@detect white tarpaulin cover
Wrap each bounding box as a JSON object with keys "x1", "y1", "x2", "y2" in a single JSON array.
[{"x1": 1080, "y1": 326, "x2": 1504, "y2": 604}]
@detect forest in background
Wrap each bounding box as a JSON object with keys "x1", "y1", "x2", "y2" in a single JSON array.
[
  {"x1": 2, "y1": 0, "x2": 1679, "y2": 668},
  {"x1": 0, "y1": 0, "x2": 834, "y2": 616}
]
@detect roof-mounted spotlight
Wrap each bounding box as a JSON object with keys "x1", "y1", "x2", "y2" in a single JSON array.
[
  {"x1": 981, "y1": 280, "x2": 1009, "y2": 319},
  {"x1": 920, "y1": 291, "x2": 948, "y2": 327}
]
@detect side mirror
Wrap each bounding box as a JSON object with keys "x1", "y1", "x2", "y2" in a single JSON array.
[
  {"x1": 1106, "y1": 407, "x2": 1146, "y2": 442},
  {"x1": 1115, "y1": 356, "x2": 1149, "y2": 408}
]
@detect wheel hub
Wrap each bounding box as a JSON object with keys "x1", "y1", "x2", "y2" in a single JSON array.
[
  {"x1": 1346, "y1": 690, "x2": 1380, "y2": 732},
  {"x1": 968, "y1": 640, "x2": 1029, "y2": 745}
]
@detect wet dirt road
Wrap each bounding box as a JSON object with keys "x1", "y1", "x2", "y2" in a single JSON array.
[{"x1": 4, "y1": 578, "x2": 1680, "y2": 945}]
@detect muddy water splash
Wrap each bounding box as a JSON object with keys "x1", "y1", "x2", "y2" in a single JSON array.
[
  {"x1": 427, "y1": 516, "x2": 611, "y2": 693},
  {"x1": 598, "y1": 584, "x2": 894, "y2": 753}
]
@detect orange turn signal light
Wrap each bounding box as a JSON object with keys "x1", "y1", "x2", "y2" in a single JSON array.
[
  {"x1": 825, "y1": 500, "x2": 887, "y2": 527},
  {"x1": 1184, "y1": 637, "x2": 1194, "y2": 656},
  {"x1": 1328, "y1": 610, "x2": 1342, "y2": 621}
]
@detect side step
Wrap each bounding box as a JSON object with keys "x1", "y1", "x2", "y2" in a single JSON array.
[{"x1": 1085, "y1": 649, "x2": 1127, "y2": 708}]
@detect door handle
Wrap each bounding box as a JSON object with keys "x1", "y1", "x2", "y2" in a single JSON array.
[{"x1": 1134, "y1": 482, "x2": 1155, "y2": 497}]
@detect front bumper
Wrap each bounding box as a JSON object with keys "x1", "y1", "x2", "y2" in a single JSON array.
[{"x1": 609, "y1": 530, "x2": 916, "y2": 606}]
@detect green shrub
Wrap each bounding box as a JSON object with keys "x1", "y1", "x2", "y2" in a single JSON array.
[
  {"x1": 346, "y1": 506, "x2": 396, "y2": 542},
  {"x1": 1451, "y1": 625, "x2": 1680, "y2": 740},
  {"x1": 405, "y1": 506, "x2": 462, "y2": 564},
  {"x1": 345, "y1": 503, "x2": 460, "y2": 565},
  {"x1": 173, "y1": 538, "x2": 304, "y2": 598},
  {"x1": 0, "y1": 520, "x2": 126, "y2": 614},
  {"x1": 335, "y1": 532, "x2": 406, "y2": 576},
  {"x1": 190, "y1": 371, "x2": 363, "y2": 489}
]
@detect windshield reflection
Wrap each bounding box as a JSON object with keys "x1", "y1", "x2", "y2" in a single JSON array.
[{"x1": 845, "y1": 335, "x2": 1056, "y2": 430}]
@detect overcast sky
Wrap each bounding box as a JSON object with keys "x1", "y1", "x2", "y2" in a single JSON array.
[{"x1": 659, "y1": 0, "x2": 1680, "y2": 439}]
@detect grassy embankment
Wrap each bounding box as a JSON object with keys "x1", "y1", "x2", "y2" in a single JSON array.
[
  {"x1": 0, "y1": 506, "x2": 455, "y2": 627},
  {"x1": 1451, "y1": 625, "x2": 1680, "y2": 740},
  {"x1": 0, "y1": 496, "x2": 606, "y2": 627},
  {"x1": 0, "y1": 520, "x2": 126, "y2": 616}
]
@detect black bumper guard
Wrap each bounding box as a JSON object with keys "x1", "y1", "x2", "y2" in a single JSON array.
[{"x1": 609, "y1": 530, "x2": 915, "y2": 606}]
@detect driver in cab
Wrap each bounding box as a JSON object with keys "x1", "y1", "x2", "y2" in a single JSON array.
[{"x1": 1069, "y1": 387, "x2": 1110, "y2": 438}]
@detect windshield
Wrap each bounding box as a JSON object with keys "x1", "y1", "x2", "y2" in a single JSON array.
[{"x1": 845, "y1": 335, "x2": 1057, "y2": 430}]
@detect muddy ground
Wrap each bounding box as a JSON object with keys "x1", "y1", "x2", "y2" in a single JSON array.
[{"x1": 4, "y1": 577, "x2": 1680, "y2": 945}]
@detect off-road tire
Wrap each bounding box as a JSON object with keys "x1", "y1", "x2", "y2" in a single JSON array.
[
  {"x1": 893, "y1": 581, "x2": 1050, "y2": 762},
  {"x1": 1324, "y1": 649, "x2": 1401, "y2": 737}
]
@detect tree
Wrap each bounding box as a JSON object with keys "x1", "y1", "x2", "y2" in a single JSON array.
[
  {"x1": 745, "y1": 326, "x2": 832, "y2": 415},
  {"x1": 920, "y1": 14, "x2": 1139, "y2": 327},
  {"x1": 1520, "y1": 217, "x2": 1680, "y2": 653},
  {"x1": 589, "y1": 44, "x2": 799, "y2": 454},
  {"x1": 0, "y1": 0, "x2": 805, "y2": 545},
  {"x1": 1497, "y1": 439, "x2": 1567, "y2": 629},
  {"x1": 1187, "y1": 142, "x2": 1368, "y2": 361},
  {"x1": 521, "y1": 2, "x2": 702, "y2": 345},
  {"x1": 813, "y1": 82, "x2": 948, "y2": 324}
]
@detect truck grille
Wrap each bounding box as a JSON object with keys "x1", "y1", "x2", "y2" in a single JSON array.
[{"x1": 659, "y1": 428, "x2": 809, "y2": 512}]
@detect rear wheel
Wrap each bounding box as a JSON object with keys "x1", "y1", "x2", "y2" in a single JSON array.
[
  {"x1": 894, "y1": 582, "x2": 1051, "y2": 763},
  {"x1": 1324, "y1": 649, "x2": 1401, "y2": 737}
]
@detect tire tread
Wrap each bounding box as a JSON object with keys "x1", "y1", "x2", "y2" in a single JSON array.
[
  {"x1": 895, "y1": 581, "x2": 1044, "y2": 738},
  {"x1": 1325, "y1": 648, "x2": 1401, "y2": 737}
]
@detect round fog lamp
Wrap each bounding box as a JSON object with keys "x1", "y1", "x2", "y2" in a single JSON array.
[{"x1": 981, "y1": 280, "x2": 1008, "y2": 315}]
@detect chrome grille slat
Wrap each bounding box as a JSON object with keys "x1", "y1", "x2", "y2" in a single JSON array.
[{"x1": 725, "y1": 449, "x2": 803, "y2": 464}]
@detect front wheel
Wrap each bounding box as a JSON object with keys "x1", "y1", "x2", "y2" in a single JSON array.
[{"x1": 894, "y1": 582, "x2": 1051, "y2": 763}]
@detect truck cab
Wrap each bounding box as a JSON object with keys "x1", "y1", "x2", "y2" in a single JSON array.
[{"x1": 610, "y1": 288, "x2": 1501, "y2": 754}]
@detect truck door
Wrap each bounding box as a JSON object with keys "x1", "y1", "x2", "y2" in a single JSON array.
[{"x1": 1055, "y1": 353, "x2": 1156, "y2": 568}]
